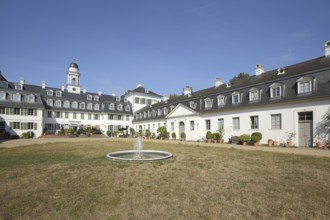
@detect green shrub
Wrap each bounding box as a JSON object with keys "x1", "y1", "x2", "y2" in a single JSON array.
[
  {"x1": 180, "y1": 132, "x2": 186, "y2": 139},
  {"x1": 157, "y1": 126, "x2": 167, "y2": 139},
  {"x1": 171, "y1": 132, "x2": 176, "y2": 139},
  {"x1": 206, "y1": 131, "x2": 213, "y2": 140},
  {"x1": 239, "y1": 134, "x2": 250, "y2": 142},
  {"x1": 145, "y1": 129, "x2": 151, "y2": 137},
  {"x1": 251, "y1": 132, "x2": 262, "y2": 142},
  {"x1": 213, "y1": 133, "x2": 220, "y2": 140}
]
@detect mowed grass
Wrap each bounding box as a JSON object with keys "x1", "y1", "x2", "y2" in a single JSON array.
[{"x1": 1, "y1": 140, "x2": 330, "y2": 220}]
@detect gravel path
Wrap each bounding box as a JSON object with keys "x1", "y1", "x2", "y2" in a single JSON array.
[{"x1": 1, "y1": 137, "x2": 330, "y2": 158}]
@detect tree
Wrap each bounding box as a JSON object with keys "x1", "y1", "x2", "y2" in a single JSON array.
[
  {"x1": 157, "y1": 126, "x2": 167, "y2": 139},
  {"x1": 230, "y1": 72, "x2": 250, "y2": 83},
  {"x1": 169, "y1": 94, "x2": 179, "y2": 100}
]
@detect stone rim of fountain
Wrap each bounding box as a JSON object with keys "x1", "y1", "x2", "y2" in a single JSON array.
[{"x1": 106, "y1": 150, "x2": 173, "y2": 161}]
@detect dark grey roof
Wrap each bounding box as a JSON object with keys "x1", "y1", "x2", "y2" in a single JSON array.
[
  {"x1": 127, "y1": 86, "x2": 162, "y2": 98},
  {"x1": 0, "y1": 72, "x2": 8, "y2": 82},
  {"x1": 134, "y1": 56, "x2": 330, "y2": 122}
]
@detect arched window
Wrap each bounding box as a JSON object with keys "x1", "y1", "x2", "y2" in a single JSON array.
[
  {"x1": 87, "y1": 103, "x2": 93, "y2": 110},
  {"x1": 249, "y1": 88, "x2": 259, "y2": 102},
  {"x1": 270, "y1": 83, "x2": 283, "y2": 99},
  {"x1": 297, "y1": 76, "x2": 313, "y2": 94},
  {"x1": 109, "y1": 103, "x2": 115, "y2": 110},
  {"x1": 79, "y1": 102, "x2": 85, "y2": 109},
  {"x1": 217, "y1": 95, "x2": 225, "y2": 106},
  {"x1": 205, "y1": 98, "x2": 213, "y2": 109},
  {"x1": 71, "y1": 101, "x2": 78, "y2": 109},
  {"x1": 125, "y1": 105, "x2": 130, "y2": 112},
  {"x1": 231, "y1": 92, "x2": 241, "y2": 104},
  {"x1": 26, "y1": 94, "x2": 35, "y2": 103},
  {"x1": 0, "y1": 91, "x2": 6, "y2": 100},
  {"x1": 117, "y1": 104, "x2": 123, "y2": 111},
  {"x1": 94, "y1": 103, "x2": 100, "y2": 110},
  {"x1": 63, "y1": 100, "x2": 70, "y2": 108},
  {"x1": 55, "y1": 100, "x2": 62, "y2": 107},
  {"x1": 190, "y1": 101, "x2": 197, "y2": 109},
  {"x1": 47, "y1": 99, "x2": 53, "y2": 106}
]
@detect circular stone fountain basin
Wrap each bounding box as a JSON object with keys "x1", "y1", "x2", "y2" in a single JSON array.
[{"x1": 106, "y1": 150, "x2": 173, "y2": 161}]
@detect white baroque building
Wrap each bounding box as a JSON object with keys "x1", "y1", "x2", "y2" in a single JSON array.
[{"x1": 1, "y1": 41, "x2": 330, "y2": 147}]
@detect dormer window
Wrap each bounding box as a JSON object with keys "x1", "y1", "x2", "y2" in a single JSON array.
[
  {"x1": 13, "y1": 93, "x2": 21, "y2": 102},
  {"x1": 55, "y1": 91, "x2": 62, "y2": 97},
  {"x1": 94, "y1": 103, "x2": 99, "y2": 110},
  {"x1": 124, "y1": 98, "x2": 128, "y2": 102},
  {"x1": 217, "y1": 95, "x2": 225, "y2": 107},
  {"x1": 71, "y1": 101, "x2": 78, "y2": 109},
  {"x1": 232, "y1": 92, "x2": 241, "y2": 104},
  {"x1": 164, "y1": 107, "x2": 169, "y2": 115},
  {"x1": 117, "y1": 104, "x2": 123, "y2": 111},
  {"x1": 47, "y1": 99, "x2": 53, "y2": 106},
  {"x1": 116, "y1": 97, "x2": 121, "y2": 102},
  {"x1": 63, "y1": 100, "x2": 70, "y2": 108},
  {"x1": 270, "y1": 83, "x2": 283, "y2": 99},
  {"x1": 158, "y1": 109, "x2": 162, "y2": 116},
  {"x1": 277, "y1": 67, "x2": 286, "y2": 75},
  {"x1": 87, "y1": 94, "x2": 92, "y2": 100},
  {"x1": 249, "y1": 88, "x2": 260, "y2": 102},
  {"x1": 93, "y1": 95, "x2": 99, "y2": 101},
  {"x1": 297, "y1": 77, "x2": 313, "y2": 95},
  {"x1": 47, "y1": 90, "x2": 53, "y2": 96},
  {"x1": 205, "y1": 98, "x2": 213, "y2": 109},
  {"x1": 0, "y1": 91, "x2": 6, "y2": 100},
  {"x1": 125, "y1": 105, "x2": 130, "y2": 112},
  {"x1": 148, "y1": 111, "x2": 151, "y2": 118},
  {"x1": 26, "y1": 94, "x2": 35, "y2": 103},
  {"x1": 80, "y1": 102, "x2": 85, "y2": 109},
  {"x1": 170, "y1": 105, "x2": 175, "y2": 111},
  {"x1": 15, "y1": 84, "x2": 23, "y2": 90},
  {"x1": 143, "y1": 112, "x2": 147, "y2": 118},
  {"x1": 108, "y1": 103, "x2": 114, "y2": 110},
  {"x1": 55, "y1": 100, "x2": 62, "y2": 107},
  {"x1": 152, "y1": 110, "x2": 157, "y2": 117},
  {"x1": 190, "y1": 101, "x2": 197, "y2": 109},
  {"x1": 87, "y1": 103, "x2": 93, "y2": 110}
]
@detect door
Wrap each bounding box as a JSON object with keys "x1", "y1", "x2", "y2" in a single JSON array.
[
  {"x1": 298, "y1": 112, "x2": 313, "y2": 147},
  {"x1": 179, "y1": 122, "x2": 185, "y2": 137}
]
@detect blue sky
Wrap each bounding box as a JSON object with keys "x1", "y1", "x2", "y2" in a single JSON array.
[{"x1": 1, "y1": 0, "x2": 329, "y2": 96}]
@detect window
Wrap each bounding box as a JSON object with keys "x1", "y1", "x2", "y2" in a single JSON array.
[
  {"x1": 94, "y1": 104, "x2": 99, "y2": 110},
  {"x1": 190, "y1": 121, "x2": 195, "y2": 131},
  {"x1": 118, "y1": 115, "x2": 122, "y2": 120},
  {"x1": 146, "y1": 99, "x2": 151, "y2": 105},
  {"x1": 125, "y1": 105, "x2": 130, "y2": 112},
  {"x1": 87, "y1": 103, "x2": 93, "y2": 110},
  {"x1": 88, "y1": 113, "x2": 91, "y2": 120},
  {"x1": 126, "y1": 115, "x2": 129, "y2": 121},
  {"x1": 13, "y1": 93, "x2": 21, "y2": 102},
  {"x1": 135, "y1": 97, "x2": 139, "y2": 104},
  {"x1": 249, "y1": 88, "x2": 259, "y2": 102},
  {"x1": 93, "y1": 95, "x2": 99, "y2": 101},
  {"x1": 15, "y1": 84, "x2": 22, "y2": 90},
  {"x1": 171, "y1": 122, "x2": 174, "y2": 131},
  {"x1": 205, "y1": 120, "x2": 211, "y2": 130},
  {"x1": 170, "y1": 105, "x2": 175, "y2": 111},
  {"x1": 152, "y1": 110, "x2": 157, "y2": 117},
  {"x1": 14, "y1": 108, "x2": 20, "y2": 115},
  {"x1": 27, "y1": 109, "x2": 35, "y2": 116},
  {"x1": 47, "y1": 111, "x2": 52, "y2": 118},
  {"x1": 10, "y1": 122, "x2": 20, "y2": 129},
  {"x1": 116, "y1": 97, "x2": 121, "y2": 102},
  {"x1": 158, "y1": 109, "x2": 162, "y2": 116},
  {"x1": 190, "y1": 101, "x2": 197, "y2": 109},
  {"x1": 47, "y1": 99, "x2": 53, "y2": 106},
  {"x1": 109, "y1": 103, "x2": 115, "y2": 110},
  {"x1": 108, "y1": 114, "x2": 114, "y2": 120},
  {"x1": 71, "y1": 101, "x2": 78, "y2": 109},
  {"x1": 47, "y1": 90, "x2": 53, "y2": 96},
  {"x1": 55, "y1": 100, "x2": 62, "y2": 107},
  {"x1": 270, "y1": 83, "x2": 282, "y2": 99},
  {"x1": 205, "y1": 98, "x2": 213, "y2": 109},
  {"x1": 217, "y1": 95, "x2": 225, "y2": 106},
  {"x1": 232, "y1": 92, "x2": 240, "y2": 104},
  {"x1": 271, "y1": 114, "x2": 281, "y2": 129},
  {"x1": 65, "y1": 112, "x2": 69, "y2": 119},
  {"x1": 56, "y1": 112, "x2": 62, "y2": 118},
  {"x1": 250, "y1": 116, "x2": 259, "y2": 129},
  {"x1": 233, "y1": 117, "x2": 240, "y2": 130},
  {"x1": 297, "y1": 77, "x2": 313, "y2": 94},
  {"x1": 81, "y1": 113, "x2": 84, "y2": 119},
  {"x1": 87, "y1": 95, "x2": 92, "y2": 100},
  {"x1": 26, "y1": 94, "x2": 35, "y2": 103},
  {"x1": 140, "y1": 98, "x2": 146, "y2": 104},
  {"x1": 79, "y1": 102, "x2": 85, "y2": 109},
  {"x1": 144, "y1": 112, "x2": 147, "y2": 118},
  {"x1": 55, "y1": 91, "x2": 62, "y2": 97},
  {"x1": 124, "y1": 98, "x2": 128, "y2": 102},
  {"x1": 73, "y1": 112, "x2": 77, "y2": 119},
  {"x1": 0, "y1": 91, "x2": 6, "y2": 100},
  {"x1": 117, "y1": 104, "x2": 123, "y2": 111},
  {"x1": 63, "y1": 100, "x2": 70, "y2": 108},
  {"x1": 218, "y1": 118, "x2": 224, "y2": 129},
  {"x1": 164, "y1": 107, "x2": 168, "y2": 115}
]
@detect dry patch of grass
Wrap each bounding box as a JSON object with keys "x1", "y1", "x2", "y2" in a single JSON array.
[{"x1": 1, "y1": 140, "x2": 330, "y2": 219}]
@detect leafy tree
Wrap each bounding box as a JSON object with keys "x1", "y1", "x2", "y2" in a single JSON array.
[
  {"x1": 230, "y1": 72, "x2": 250, "y2": 83},
  {"x1": 169, "y1": 94, "x2": 179, "y2": 100}
]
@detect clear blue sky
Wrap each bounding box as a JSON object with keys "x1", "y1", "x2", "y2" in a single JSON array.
[{"x1": 1, "y1": 0, "x2": 329, "y2": 96}]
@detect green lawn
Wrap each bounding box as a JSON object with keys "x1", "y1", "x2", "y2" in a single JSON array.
[{"x1": 1, "y1": 140, "x2": 329, "y2": 219}]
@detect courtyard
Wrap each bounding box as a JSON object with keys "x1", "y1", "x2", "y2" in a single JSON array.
[{"x1": 1, "y1": 138, "x2": 330, "y2": 219}]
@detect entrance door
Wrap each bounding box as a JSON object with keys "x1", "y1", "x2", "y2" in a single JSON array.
[
  {"x1": 179, "y1": 122, "x2": 185, "y2": 137},
  {"x1": 298, "y1": 112, "x2": 313, "y2": 147}
]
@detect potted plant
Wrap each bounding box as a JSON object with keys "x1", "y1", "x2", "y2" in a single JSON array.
[
  {"x1": 206, "y1": 131, "x2": 213, "y2": 143},
  {"x1": 171, "y1": 132, "x2": 176, "y2": 140},
  {"x1": 180, "y1": 132, "x2": 186, "y2": 141},
  {"x1": 273, "y1": 139, "x2": 279, "y2": 146},
  {"x1": 315, "y1": 135, "x2": 325, "y2": 149},
  {"x1": 157, "y1": 126, "x2": 167, "y2": 140},
  {"x1": 267, "y1": 139, "x2": 274, "y2": 146},
  {"x1": 213, "y1": 132, "x2": 220, "y2": 143},
  {"x1": 145, "y1": 129, "x2": 151, "y2": 139},
  {"x1": 239, "y1": 134, "x2": 250, "y2": 145},
  {"x1": 251, "y1": 132, "x2": 262, "y2": 146},
  {"x1": 129, "y1": 127, "x2": 135, "y2": 137},
  {"x1": 219, "y1": 128, "x2": 224, "y2": 143},
  {"x1": 286, "y1": 131, "x2": 296, "y2": 147}
]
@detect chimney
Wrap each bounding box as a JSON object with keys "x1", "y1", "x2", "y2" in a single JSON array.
[
  {"x1": 325, "y1": 41, "x2": 330, "y2": 57},
  {"x1": 61, "y1": 85, "x2": 65, "y2": 91},
  {"x1": 20, "y1": 77, "x2": 25, "y2": 85},
  {"x1": 255, "y1": 64, "x2": 265, "y2": 76},
  {"x1": 183, "y1": 86, "x2": 192, "y2": 96},
  {"x1": 215, "y1": 77, "x2": 224, "y2": 87},
  {"x1": 98, "y1": 91, "x2": 102, "y2": 96},
  {"x1": 136, "y1": 83, "x2": 142, "y2": 88},
  {"x1": 42, "y1": 81, "x2": 46, "y2": 89},
  {"x1": 83, "y1": 88, "x2": 86, "y2": 94}
]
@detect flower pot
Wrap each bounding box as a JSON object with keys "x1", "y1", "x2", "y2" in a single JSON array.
[
  {"x1": 316, "y1": 142, "x2": 324, "y2": 149},
  {"x1": 273, "y1": 141, "x2": 278, "y2": 146},
  {"x1": 207, "y1": 139, "x2": 212, "y2": 143},
  {"x1": 253, "y1": 141, "x2": 260, "y2": 146},
  {"x1": 287, "y1": 141, "x2": 293, "y2": 147},
  {"x1": 242, "y1": 141, "x2": 247, "y2": 145},
  {"x1": 220, "y1": 139, "x2": 224, "y2": 144},
  {"x1": 267, "y1": 139, "x2": 274, "y2": 147}
]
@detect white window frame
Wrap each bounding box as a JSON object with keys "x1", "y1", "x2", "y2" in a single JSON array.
[
  {"x1": 125, "y1": 105, "x2": 130, "y2": 112},
  {"x1": 87, "y1": 94, "x2": 92, "y2": 100},
  {"x1": 0, "y1": 91, "x2": 6, "y2": 100},
  {"x1": 190, "y1": 101, "x2": 197, "y2": 109},
  {"x1": 93, "y1": 95, "x2": 99, "y2": 101},
  {"x1": 250, "y1": 115, "x2": 259, "y2": 129},
  {"x1": 47, "y1": 90, "x2": 53, "y2": 96},
  {"x1": 87, "y1": 103, "x2": 93, "y2": 110},
  {"x1": 205, "y1": 98, "x2": 213, "y2": 109},
  {"x1": 217, "y1": 95, "x2": 225, "y2": 106},
  {"x1": 297, "y1": 77, "x2": 313, "y2": 95},
  {"x1": 94, "y1": 103, "x2": 100, "y2": 110},
  {"x1": 55, "y1": 100, "x2": 62, "y2": 107},
  {"x1": 63, "y1": 100, "x2": 70, "y2": 108},
  {"x1": 26, "y1": 94, "x2": 35, "y2": 103},
  {"x1": 232, "y1": 92, "x2": 240, "y2": 104},
  {"x1": 117, "y1": 104, "x2": 123, "y2": 111},
  {"x1": 164, "y1": 107, "x2": 168, "y2": 115},
  {"x1": 233, "y1": 117, "x2": 240, "y2": 130},
  {"x1": 47, "y1": 99, "x2": 53, "y2": 106},
  {"x1": 55, "y1": 91, "x2": 62, "y2": 97},
  {"x1": 249, "y1": 88, "x2": 259, "y2": 102},
  {"x1": 271, "y1": 114, "x2": 282, "y2": 129},
  {"x1": 270, "y1": 83, "x2": 282, "y2": 99},
  {"x1": 71, "y1": 101, "x2": 78, "y2": 109},
  {"x1": 79, "y1": 102, "x2": 85, "y2": 109}
]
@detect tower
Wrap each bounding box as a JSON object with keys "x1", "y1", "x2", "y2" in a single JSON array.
[{"x1": 67, "y1": 59, "x2": 81, "y2": 94}]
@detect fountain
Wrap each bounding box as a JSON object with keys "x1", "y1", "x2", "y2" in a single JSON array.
[{"x1": 106, "y1": 137, "x2": 173, "y2": 161}]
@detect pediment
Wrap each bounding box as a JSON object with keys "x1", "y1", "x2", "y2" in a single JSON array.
[{"x1": 166, "y1": 104, "x2": 199, "y2": 118}]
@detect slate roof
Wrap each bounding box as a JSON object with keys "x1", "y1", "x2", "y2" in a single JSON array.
[
  {"x1": 126, "y1": 86, "x2": 162, "y2": 98},
  {"x1": 134, "y1": 55, "x2": 330, "y2": 122}
]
